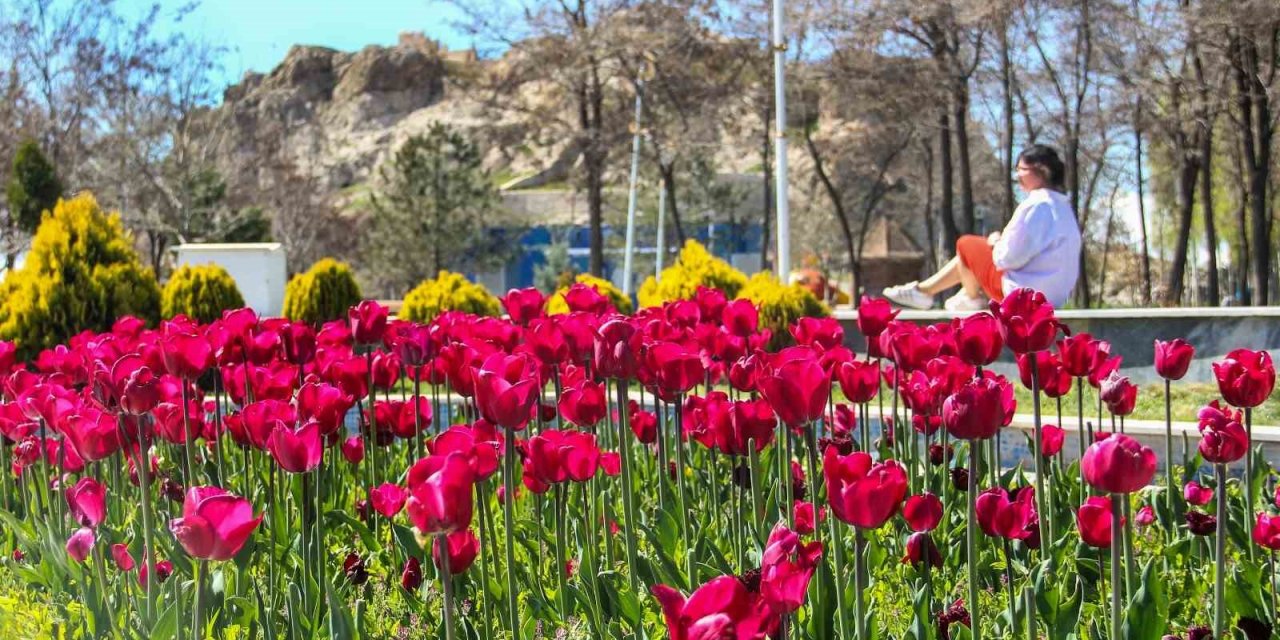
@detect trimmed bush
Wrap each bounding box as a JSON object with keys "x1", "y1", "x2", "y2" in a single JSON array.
[
  {"x1": 282, "y1": 258, "x2": 362, "y2": 326},
  {"x1": 0, "y1": 193, "x2": 159, "y2": 357},
  {"x1": 161, "y1": 263, "x2": 246, "y2": 323},
  {"x1": 401, "y1": 270, "x2": 501, "y2": 323},
  {"x1": 637, "y1": 239, "x2": 747, "y2": 308},
  {"x1": 736, "y1": 272, "x2": 829, "y2": 349},
  {"x1": 547, "y1": 273, "x2": 634, "y2": 315}
]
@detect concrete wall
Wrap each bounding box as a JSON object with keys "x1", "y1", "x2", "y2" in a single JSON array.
[
  {"x1": 173, "y1": 243, "x2": 288, "y2": 317},
  {"x1": 834, "y1": 307, "x2": 1280, "y2": 384}
]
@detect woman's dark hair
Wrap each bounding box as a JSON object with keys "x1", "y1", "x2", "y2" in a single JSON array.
[{"x1": 1017, "y1": 145, "x2": 1066, "y2": 190}]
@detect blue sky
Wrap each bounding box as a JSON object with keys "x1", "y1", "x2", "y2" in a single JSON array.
[{"x1": 117, "y1": 0, "x2": 474, "y2": 87}]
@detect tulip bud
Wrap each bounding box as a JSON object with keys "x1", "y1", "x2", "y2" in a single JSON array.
[
  {"x1": 950, "y1": 467, "x2": 970, "y2": 492},
  {"x1": 65, "y1": 527, "x2": 95, "y2": 562},
  {"x1": 1185, "y1": 510, "x2": 1217, "y2": 536},
  {"x1": 1187, "y1": 625, "x2": 1213, "y2": 640},
  {"x1": 400, "y1": 556, "x2": 423, "y2": 591},
  {"x1": 12, "y1": 549, "x2": 24, "y2": 562},
  {"x1": 162, "y1": 477, "x2": 185, "y2": 503},
  {"x1": 903, "y1": 532, "x2": 943, "y2": 569},
  {"x1": 343, "y1": 552, "x2": 369, "y2": 585},
  {"x1": 1135, "y1": 505, "x2": 1156, "y2": 527},
  {"x1": 111, "y1": 543, "x2": 136, "y2": 571}
]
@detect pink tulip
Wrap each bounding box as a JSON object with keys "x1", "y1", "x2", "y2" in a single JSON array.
[
  {"x1": 348, "y1": 300, "x2": 389, "y2": 345},
  {"x1": 268, "y1": 420, "x2": 323, "y2": 474},
  {"x1": 473, "y1": 352, "x2": 540, "y2": 430},
  {"x1": 432, "y1": 528, "x2": 480, "y2": 575},
  {"x1": 760, "y1": 523, "x2": 823, "y2": 614},
  {"x1": 989, "y1": 288, "x2": 1059, "y2": 353},
  {"x1": 1077, "y1": 496, "x2": 1118, "y2": 548},
  {"x1": 1213, "y1": 349, "x2": 1275, "y2": 409},
  {"x1": 111, "y1": 543, "x2": 135, "y2": 571},
  {"x1": 66, "y1": 477, "x2": 107, "y2": 528},
  {"x1": 502, "y1": 288, "x2": 546, "y2": 326},
  {"x1": 341, "y1": 436, "x2": 365, "y2": 464},
  {"x1": 370, "y1": 483, "x2": 408, "y2": 518},
  {"x1": 1154, "y1": 339, "x2": 1195, "y2": 381},
  {"x1": 1183, "y1": 481, "x2": 1213, "y2": 506},
  {"x1": 1081, "y1": 433, "x2": 1156, "y2": 494},
  {"x1": 759, "y1": 346, "x2": 830, "y2": 427},
  {"x1": 405, "y1": 453, "x2": 476, "y2": 535},
  {"x1": 903, "y1": 492, "x2": 944, "y2": 532},
  {"x1": 953, "y1": 312, "x2": 1003, "y2": 366},
  {"x1": 824, "y1": 449, "x2": 908, "y2": 529},
  {"x1": 66, "y1": 527, "x2": 96, "y2": 562},
  {"x1": 169, "y1": 486, "x2": 262, "y2": 561}
]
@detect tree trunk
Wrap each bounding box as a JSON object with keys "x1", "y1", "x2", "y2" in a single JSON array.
[
  {"x1": 1194, "y1": 46, "x2": 1219, "y2": 306},
  {"x1": 1230, "y1": 120, "x2": 1251, "y2": 305},
  {"x1": 1000, "y1": 20, "x2": 1015, "y2": 225},
  {"x1": 937, "y1": 111, "x2": 957, "y2": 255},
  {"x1": 586, "y1": 153, "x2": 605, "y2": 277},
  {"x1": 659, "y1": 163, "x2": 687, "y2": 246},
  {"x1": 1134, "y1": 100, "x2": 1154, "y2": 305},
  {"x1": 922, "y1": 139, "x2": 937, "y2": 273},
  {"x1": 1233, "y1": 34, "x2": 1273, "y2": 305},
  {"x1": 803, "y1": 126, "x2": 857, "y2": 296},
  {"x1": 1165, "y1": 156, "x2": 1200, "y2": 305},
  {"x1": 953, "y1": 79, "x2": 975, "y2": 234}
]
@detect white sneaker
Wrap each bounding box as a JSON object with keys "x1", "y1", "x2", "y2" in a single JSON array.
[
  {"x1": 881, "y1": 282, "x2": 934, "y2": 310},
  {"x1": 944, "y1": 291, "x2": 987, "y2": 312}
]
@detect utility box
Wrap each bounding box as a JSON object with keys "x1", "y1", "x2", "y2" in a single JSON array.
[{"x1": 172, "y1": 243, "x2": 287, "y2": 317}]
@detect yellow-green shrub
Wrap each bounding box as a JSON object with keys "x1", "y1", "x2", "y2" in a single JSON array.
[
  {"x1": 637, "y1": 239, "x2": 747, "y2": 308},
  {"x1": 736, "y1": 272, "x2": 829, "y2": 349},
  {"x1": 282, "y1": 258, "x2": 362, "y2": 325},
  {"x1": 401, "y1": 270, "x2": 501, "y2": 322},
  {"x1": 161, "y1": 263, "x2": 245, "y2": 323},
  {"x1": 0, "y1": 193, "x2": 160, "y2": 357},
  {"x1": 547, "y1": 273, "x2": 634, "y2": 315}
]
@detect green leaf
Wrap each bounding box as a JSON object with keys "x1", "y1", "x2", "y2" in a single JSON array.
[
  {"x1": 326, "y1": 510, "x2": 382, "y2": 553},
  {"x1": 392, "y1": 523, "x2": 424, "y2": 558},
  {"x1": 150, "y1": 601, "x2": 179, "y2": 640},
  {"x1": 906, "y1": 583, "x2": 933, "y2": 640},
  {"x1": 1121, "y1": 559, "x2": 1167, "y2": 640}
]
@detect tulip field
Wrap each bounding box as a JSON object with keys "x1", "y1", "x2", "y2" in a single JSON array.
[{"x1": 2, "y1": 284, "x2": 1280, "y2": 640}]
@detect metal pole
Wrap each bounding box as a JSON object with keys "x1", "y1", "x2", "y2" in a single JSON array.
[
  {"x1": 622, "y1": 79, "x2": 644, "y2": 296},
  {"x1": 772, "y1": 0, "x2": 791, "y2": 281},
  {"x1": 656, "y1": 184, "x2": 667, "y2": 280}
]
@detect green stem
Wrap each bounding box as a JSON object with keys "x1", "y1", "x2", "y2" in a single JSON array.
[
  {"x1": 192, "y1": 560, "x2": 207, "y2": 640},
  {"x1": 614, "y1": 380, "x2": 643, "y2": 595},
  {"x1": 1003, "y1": 540, "x2": 1018, "y2": 640},
  {"x1": 1213, "y1": 463, "x2": 1227, "y2": 637},
  {"x1": 1030, "y1": 357, "x2": 1046, "y2": 544},
  {"x1": 1246, "y1": 407, "x2": 1256, "y2": 562},
  {"x1": 1165, "y1": 379, "x2": 1174, "y2": 519},
  {"x1": 968, "y1": 441, "x2": 982, "y2": 640},
  {"x1": 853, "y1": 526, "x2": 866, "y2": 640},
  {"x1": 476, "y1": 481, "x2": 496, "y2": 639},
  {"x1": 1110, "y1": 494, "x2": 1122, "y2": 640},
  {"x1": 134, "y1": 420, "x2": 156, "y2": 627},
  {"x1": 748, "y1": 442, "x2": 765, "y2": 547},
  {"x1": 672, "y1": 388, "x2": 694, "y2": 584},
  {"x1": 829, "y1": 511, "x2": 850, "y2": 639},
  {"x1": 502, "y1": 426, "x2": 521, "y2": 640},
  {"x1": 554, "y1": 485, "x2": 569, "y2": 619},
  {"x1": 439, "y1": 534, "x2": 457, "y2": 640}
]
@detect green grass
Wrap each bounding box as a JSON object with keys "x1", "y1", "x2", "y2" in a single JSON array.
[{"x1": 1008, "y1": 381, "x2": 1280, "y2": 426}]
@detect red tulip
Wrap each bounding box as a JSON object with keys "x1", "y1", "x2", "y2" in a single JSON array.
[
  {"x1": 66, "y1": 527, "x2": 96, "y2": 562},
  {"x1": 401, "y1": 556, "x2": 423, "y2": 591},
  {"x1": 1081, "y1": 433, "x2": 1156, "y2": 494},
  {"x1": 646, "y1": 341, "x2": 705, "y2": 401},
  {"x1": 296, "y1": 382, "x2": 353, "y2": 437},
  {"x1": 836, "y1": 359, "x2": 879, "y2": 404},
  {"x1": 824, "y1": 449, "x2": 908, "y2": 529},
  {"x1": 696, "y1": 391, "x2": 777, "y2": 456},
  {"x1": 474, "y1": 352, "x2": 540, "y2": 430},
  {"x1": 1076, "y1": 496, "x2": 1118, "y2": 548},
  {"x1": 349, "y1": 300, "x2": 389, "y2": 345},
  {"x1": 0, "y1": 341, "x2": 15, "y2": 379},
  {"x1": 593, "y1": 319, "x2": 641, "y2": 380},
  {"x1": 339, "y1": 436, "x2": 364, "y2": 464},
  {"x1": 1185, "y1": 510, "x2": 1217, "y2": 536},
  {"x1": 370, "y1": 483, "x2": 408, "y2": 518},
  {"x1": 629, "y1": 401, "x2": 658, "y2": 444},
  {"x1": 1253, "y1": 513, "x2": 1280, "y2": 551},
  {"x1": 564, "y1": 283, "x2": 612, "y2": 314},
  {"x1": 942, "y1": 375, "x2": 1015, "y2": 441},
  {"x1": 1100, "y1": 372, "x2": 1138, "y2": 416},
  {"x1": 903, "y1": 492, "x2": 943, "y2": 532},
  {"x1": 760, "y1": 522, "x2": 823, "y2": 614},
  {"x1": 523, "y1": 429, "x2": 602, "y2": 492},
  {"x1": 1183, "y1": 481, "x2": 1213, "y2": 506},
  {"x1": 1040, "y1": 424, "x2": 1065, "y2": 457},
  {"x1": 793, "y1": 501, "x2": 819, "y2": 535},
  {"x1": 879, "y1": 322, "x2": 934, "y2": 372},
  {"x1": 903, "y1": 531, "x2": 943, "y2": 569},
  {"x1": 791, "y1": 317, "x2": 844, "y2": 350},
  {"x1": 430, "y1": 423, "x2": 500, "y2": 481},
  {"x1": 433, "y1": 528, "x2": 480, "y2": 574},
  {"x1": 1088, "y1": 355, "x2": 1122, "y2": 389},
  {"x1": 953, "y1": 313, "x2": 1003, "y2": 366},
  {"x1": 857, "y1": 296, "x2": 898, "y2": 340},
  {"x1": 386, "y1": 322, "x2": 434, "y2": 367},
  {"x1": 975, "y1": 487, "x2": 1037, "y2": 540},
  {"x1": 405, "y1": 453, "x2": 475, "y2": 534},
  {"x1": 268, "y1": 420, "x2": 323, "y2": 473},
  {"x1": 1135, "y1": 505, "x2": 1156, "y2": 527},
  {"x1": 989, "y1": 288, "x2": 1059, "y2": 353},
  {"x1": 66, "y1": 477, "x2": 107, "y2": 528},
  {"x1": 169, "y1": 486, "x2": 262, "y2": 560},
  {"x1": 1196, "y1": 400, "x2": 1249, "y2": 464},
  {"x1": 1057, "y1": 333, "x2": 1108, "y2": 379},
  {"x1": 651, "y1": 576, "x2": 771, "y2": 640},
  {"x1": 117, "y1": 362, "x2": 164, "y2": 415},
  {"x1": 1154, "y1": 339, "x2": 1195, "y2": 381},
  {"x1": 722, "y1": 299, "x2": 760, "y2": 337},
  {"x1": 280, "y1": 321, "x2": 317, "y2": 365},
  {"x1": 523, "y1": 318, "x2": 570, "y2": 365},
  {"x1": 139, "y1": 558, "x2": 174, "y2": 587},
  {"x1": 161, "y1": 328, "x2": 213, "y2": 381},
  {"x1": 111, "y1": 543, "x2": 135, "y2": 571},
  {"x1": 1213, "y1": 349, "x2": 1276, "y2": 409},
  {"x1": 502, "y1": 288, "x2": 546, "y2": 325},
  {"x1": 61, "y1": 408, "x2": 124, "y2": 463},
  {"x1": 759, "y1": 346, "x2": 830, "y2": 427}
]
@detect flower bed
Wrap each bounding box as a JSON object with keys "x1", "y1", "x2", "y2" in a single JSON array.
[{"x1": 0, "y1": 288, "x2": 1275, "y2": 639}]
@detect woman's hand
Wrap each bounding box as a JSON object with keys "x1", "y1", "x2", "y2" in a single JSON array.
[{"x1": 986, "y1": 231, "x2": 1002, "y2": 246}]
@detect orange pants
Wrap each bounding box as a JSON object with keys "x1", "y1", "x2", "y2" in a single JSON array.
[{"x1": 956, "y1": 235, "x2": 1004, "y2": 301}]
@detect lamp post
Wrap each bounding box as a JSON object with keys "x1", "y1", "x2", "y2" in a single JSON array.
[{"x1": 772, "y1": 0, "x2": 790, "y2": 282}]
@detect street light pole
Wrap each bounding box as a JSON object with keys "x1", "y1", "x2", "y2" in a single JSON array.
[
  {"x1": 772, "y1": 0, "x2": 791, "y2": 282},
  {"x1": 622, "y1": 79, "x2": 644, "y2": 297}
]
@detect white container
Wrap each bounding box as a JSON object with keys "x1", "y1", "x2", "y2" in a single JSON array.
[{"x1": 172, "y1": 243, "x2": 287, "y2": 317}]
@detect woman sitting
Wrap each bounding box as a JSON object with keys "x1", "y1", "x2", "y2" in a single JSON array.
[{"x1": 882, "y1": 144, "x2": 1081, "y2": 310}]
